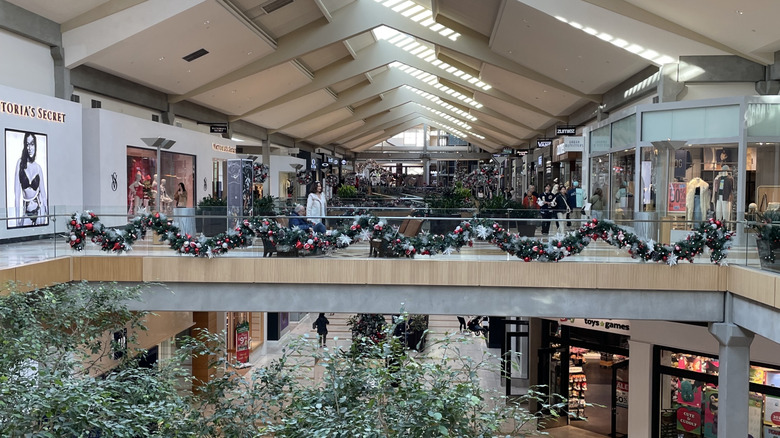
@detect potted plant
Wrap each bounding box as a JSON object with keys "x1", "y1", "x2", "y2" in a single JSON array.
[
  {"x1": 753, "y1": 210, "x2": 780, "y2": 272},
  {"x1": 196, "y1": 195, "x2": 227, "y2": 236},
  {"x1": 404, "y1": 314, "x2": 429, "y2": 351},
  {"x1": 424, "y1": 182, "x2": 473, "y2": 235},
  {"x1": 252, "y1": 195, "x2": 278, "y2": 217},
  {"x1": 508, "y1": 199, "x2": 541, "y2": 237}
]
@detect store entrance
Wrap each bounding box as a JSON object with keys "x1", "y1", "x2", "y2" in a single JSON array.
[{"x1": 540, "y1": 320, "x2": 630, "y2": 437}]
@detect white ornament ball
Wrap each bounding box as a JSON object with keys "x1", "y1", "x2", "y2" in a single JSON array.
[
  {"x1": 222, "y1": 243, "x2": 228, "y2": 248},
  {"x1": 70, "y1": 235, "x2": 77, "y2": 241}
]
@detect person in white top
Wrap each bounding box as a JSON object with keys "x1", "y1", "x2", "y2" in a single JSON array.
[{"x1": 306, "y1": 181, "x2": 327, "y2": 227}]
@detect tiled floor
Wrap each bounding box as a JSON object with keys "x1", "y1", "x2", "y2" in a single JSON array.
[{"x1": 246, "y1": 313, "x2": 610, "y2": 437}]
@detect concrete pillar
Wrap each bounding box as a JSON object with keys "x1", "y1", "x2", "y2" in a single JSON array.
[
  {"x1": 627, "y1": 340, "x2": 653, "y2": 438},
  {"x1": 262, "y1": 139, "x2": 271, "y2": 197},
  {"x1": 50, "y1": 46, "x2": 72, "y2": 100},
  {"x1": 423, "y1": 123, "x2": 430, "y2": 185},
  {"x1": 709, "y1": 322, "x2": 754, "y2": 438},
  {"x1": 658, "y1": 63, "x2": 686, "y2": 103},
  {"x1": 191, "y1": 311, "x2": 218, "y2": 391}
]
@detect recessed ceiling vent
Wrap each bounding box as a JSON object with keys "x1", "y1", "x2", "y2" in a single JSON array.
[
  {"x1": 261, "y1": 0, "x2": 294, "y2": 14},
  {"x1": 183, "y1": 48, "x2": 209, "y2": 62}
]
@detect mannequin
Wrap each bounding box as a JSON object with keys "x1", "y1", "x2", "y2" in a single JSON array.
[
  {"x1": 686, "y1": 177, "x2": 710, "y2": 224},
  {"x1": 128, "y1": 172, "x2": 144, "y2": 215},
  {"x1": 159, "y1": 178, "x2": 173, "y2": 213},
  {"x1": 711, "y1": 165, "x2": 734, "y2": 223}
]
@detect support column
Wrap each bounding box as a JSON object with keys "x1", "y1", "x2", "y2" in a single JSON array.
[
  {"x1": 627, "y1": 340, "x2": 653, "y2": 438},
  {"x1": 192, "y1": 311, "x2": 219, "y2": 391},
  {"x1": 423, "y1": 123, "x2": 430, "y2": 185},
  {"x1": 709, "y1": 322, "x2": 754, "y2": 438},
  {"x1": 262, "y1": 139, "x2": 271, "y2": 197}
]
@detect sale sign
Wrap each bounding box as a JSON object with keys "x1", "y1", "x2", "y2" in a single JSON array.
[
  {"x1": 668, "y1": 182, "x2": 687, "y2": 212},
  {"x1": 236, "y1": 322, "x2": 250, "y2": 364}
]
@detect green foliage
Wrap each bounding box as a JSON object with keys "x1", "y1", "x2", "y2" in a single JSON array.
[
  {"x1": 336, "y1": 184, "x2": 358, "y2": 199},
  {"x1": 197, "y1": 194, "x2": 227, "y2": 208},
  {"x1": 0, "y1": 281, "x2": 193, "y2": 437},
  {"x1": 252, "y1": 195, "x2": 278, "y2": 216},
  {"x1": 425, "y1": 182, "x2": 473, "y2": 214},
  {"x1": 0, "y1": 285, "x2": 582, "y2": 437}
]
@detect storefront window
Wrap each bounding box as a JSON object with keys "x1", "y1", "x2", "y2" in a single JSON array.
[
  {"x1": 591, "y1": 125, "x2": 611, "y2": 153},
  {"x1": 127, "y1": 147, "x2": 195, "y2": 216},
  {"x1": 641, "y1": 147, "x2": 659, "y2": 213},
  {"x1": 750, "y1": 143, "x2": 780, "y2": 216},
  {"x1": 590, "y1": 155, "x2": 610, "y2": 219},
  {"x1": 657, "y1": 347, "x2": 780, "y2": 437},
  {"x1": 611, "y1": 149, "x2": 635, "y2": 222}
]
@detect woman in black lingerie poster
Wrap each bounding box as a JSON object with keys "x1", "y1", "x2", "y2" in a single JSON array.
[{"x1": 13, "y1": 131, "x2": 48, "y2": 227}]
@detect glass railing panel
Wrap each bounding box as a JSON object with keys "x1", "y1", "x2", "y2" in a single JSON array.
[{"x1": 0, "y1": 206, "x2": 766, "y2": 270}]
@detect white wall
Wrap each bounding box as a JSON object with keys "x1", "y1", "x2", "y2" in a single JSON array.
[
  {"x1": 682, "y1": 83, "x2": 757, "y2": 101},
  {"x1": 81, "y1": 109, "x2": 239, "y2": 225},
  {"x1": 0, "y1": 83, "x2": 82, "y2": 239},
  {"x1": 269, "y1": 155, "x2": 305, "y2": 201},
  {"x1": 0, "y1": 29, "x2": 54, "y2": 96}
]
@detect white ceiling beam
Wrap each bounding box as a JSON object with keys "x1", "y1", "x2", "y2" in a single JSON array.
[
  {"x1": 61, "y1": 0, "x2": 147, "y2": 32},
  {"x1": 169, "y1": 0, "x2": 598, "y2": 103},
  {"x1": 582, "y1": 0, "x2": 767, "y2": 66}
]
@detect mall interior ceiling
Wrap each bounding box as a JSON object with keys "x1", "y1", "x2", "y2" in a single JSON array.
[{"x1": 10, "y1": 0, "x2": 780, "y2": 159}]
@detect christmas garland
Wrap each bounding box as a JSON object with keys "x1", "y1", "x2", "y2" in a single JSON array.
[
  {"x1": 462, "y1": 164, "x2": 500, "y2": 190},
  {"x1": 66, "y1": 211, "x2": 732, "y2": 265},
  {"x1": 324, "y1": 173, "x2": 339, "y2": 187},
  {"x1": 296, "y1": 171, "x2": 313, "y2": 186},
  {"x1": 253, "y1": 163, "x2": 269, "y2": 184}
]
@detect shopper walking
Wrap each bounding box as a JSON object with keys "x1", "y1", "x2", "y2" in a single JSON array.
[
  {"x1": 306, "y1": 181, "x2": 327, "y2": 228},
  {"x1": 313, "y1": 313, "x2": 330, "y2": 347},
  {"x1": 539, "y1": 184, "x2": 555, "y2": 236},
  {"x1": 554, "y1": 186, "x2": 571, "y2": 234}
]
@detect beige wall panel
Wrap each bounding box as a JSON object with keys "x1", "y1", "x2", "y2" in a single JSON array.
[
  {"x1": 14, "y1": 258, "x2": 71, "y2": 289},
  {"x1": 143, "y1": 257, "x2": 256, "y2": 283},
  {"x1": 0, "y1": 266, "x2": 16, "y2": 294},
  {"x1": 254, "y1": 259, "x2": 370, "y2": 284},
  {"x1": 595, "y1": 264, "x2": 721, "y2": 291},
  {"x1": 134, "y1": 311, "x2": 194, "y2": 350},
  {"x1": 479, "y1": 262, "x2": 596, "y2": 288},
  {"x1": 75, "y1": 256, "x2": 143, "y2": 282},
  {"x1": 727, "y1": 266, "x2": 775, "y2": 306},
  {"x1": 365, "y1": 260, "x2": 479, "y2": 286}
]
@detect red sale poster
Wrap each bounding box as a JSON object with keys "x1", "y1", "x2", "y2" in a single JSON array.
[
  {"x1": 236, "y1": 321, "x2": 250, "y2": 364},
  {"x1": 668, "y1": 182, "x2": 687, "y2": 212}
]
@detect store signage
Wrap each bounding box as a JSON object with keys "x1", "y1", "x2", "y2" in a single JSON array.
[
  {"x1": 516, "y1": 150, "x2": 528, "y2": 156},
  {"x1": 668, "y1": 182, "x2": 686, "y2": 212},
  {"x1": 616, "y1": 381, "x2": 628, "y2": 408},
  {"x1": 501, "y1": 147, "x2": 513, "y2": 155},
  {"x1": 212, "y1": 143, "x2": 236, "y2": 154},
  {"x1": 556, "y1": 136, "x2": 585, "y2": 155},
  {"x1": 0, "y1": 99, "x2": 66, "y2": 123},
  {"x1": 537, "y1": 155, "x2": 543, "y2": 166},
  {"x1": 677, "y1": 407, "x2": 701, "y2": 433},
  {"x1": 536, "y1": 138, "x2": 553, "y2": 148},
  {"x1": 235, "y1": 323, "x2": 250, "y2": 364},
  {"x1": 556, "y1": 125, "x2": 577, "y2": 136},
  {"x1": 558, "y1": 318, "x2": 631, "y2": 334},
  {"x1": 210, "y1": 124, "x2": 228, "y2": 134}
]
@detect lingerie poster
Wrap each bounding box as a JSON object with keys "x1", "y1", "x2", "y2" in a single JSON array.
[{"x1": 5, "y1": 129, "x2": 49, "y2": 228}]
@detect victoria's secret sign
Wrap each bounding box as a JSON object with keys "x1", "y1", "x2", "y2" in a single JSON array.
[{"x1": 0, "y1": 99, "x2": 66, "y2": 123}]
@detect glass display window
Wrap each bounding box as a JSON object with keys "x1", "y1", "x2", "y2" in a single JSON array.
[
  {"x1": 590, "y1": 154, "x2": 610, "y2": 220},
  {"x1": 127, "y1": 146, "x2": 195, "y2": 216},
  {"x1": 656, "y1": 347, "x2": 780, "y2": 438},
  {"x1": 611, "y1": 149, "x2": 635, "y2": 222}
]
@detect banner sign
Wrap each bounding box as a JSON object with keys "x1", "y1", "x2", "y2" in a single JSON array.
[
  {"x1": 210, "y1": 124, "x2": 228, "y2": 134},
  {"x1": 236, "y1": 322, "x2": 250, "y2": 364},
  {"x1": 668, "y1": 182, "x2": 686, "y2": 212},
  {"x1": 556, "y1": 125, "x2": 577, "y2": 136},
  {"x1": 537, "y1": 138, "x2": 553, "y2": 148},
  {"x1": 616, "y1": 381, "x2": 628, "y2": 408}
]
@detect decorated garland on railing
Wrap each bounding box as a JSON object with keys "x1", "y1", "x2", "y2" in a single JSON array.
[
  {"x1": 66, "y1": 211, "x2": 732, "y2": 265},
  {"x1": 296, "y1": 171, "x2": 313, "y2": 186},
  {"x1": 253, "y1": 163, "x2": 269, "y2": 184}
]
